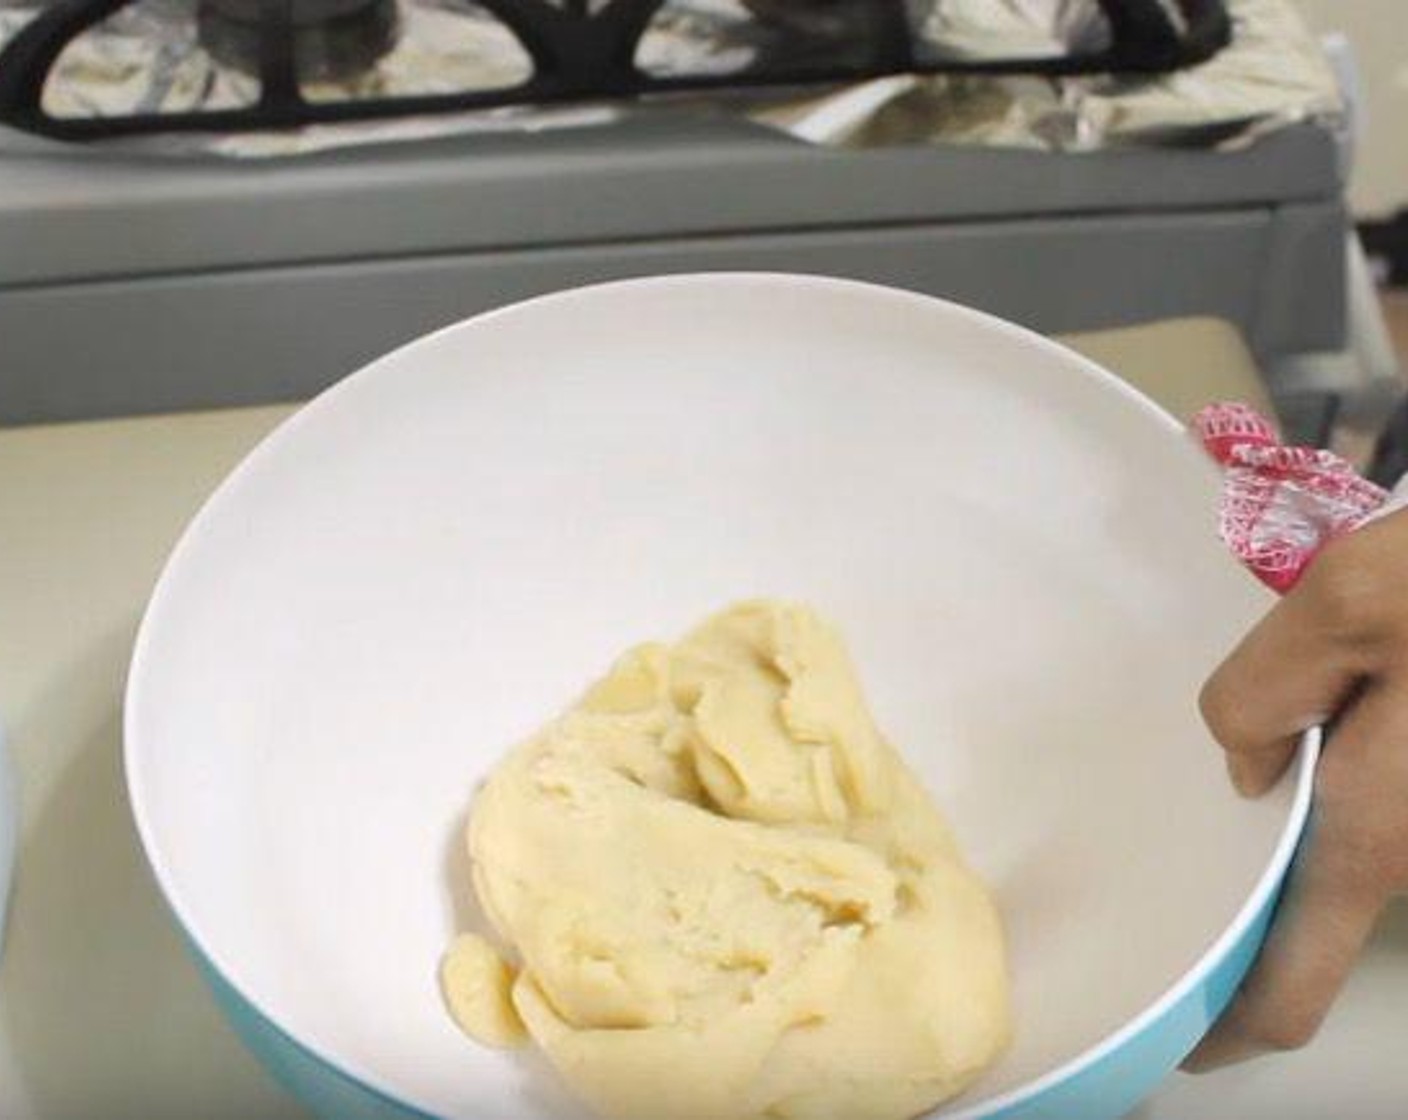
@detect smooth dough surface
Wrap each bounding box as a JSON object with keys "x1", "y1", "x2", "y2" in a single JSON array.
[{"x1": 442, "y1": 601, "x2": 1010, "y2": 1120}]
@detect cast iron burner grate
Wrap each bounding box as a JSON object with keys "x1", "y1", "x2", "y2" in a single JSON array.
[{"x1": 0, "y1": 0, "x2": 1231, "y2": 141}]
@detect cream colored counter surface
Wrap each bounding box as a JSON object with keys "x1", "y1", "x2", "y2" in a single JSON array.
[{"x1": 1, "y1": 320, "x2": 1403, "y2": 1120}]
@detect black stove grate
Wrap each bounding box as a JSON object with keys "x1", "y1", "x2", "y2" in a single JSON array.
[{"x1": 0, "y1": 0, "x2": 1232, "y2": 141}]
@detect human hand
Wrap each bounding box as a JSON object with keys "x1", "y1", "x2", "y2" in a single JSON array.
[{"x1": 1184, "y1": 508, "x2": 1408, "y2": 1070}]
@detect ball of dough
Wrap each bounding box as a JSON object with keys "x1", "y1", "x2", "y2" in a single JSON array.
[{"x1": 443, "y1": 601, "x2": 1010, "y2": 1120}]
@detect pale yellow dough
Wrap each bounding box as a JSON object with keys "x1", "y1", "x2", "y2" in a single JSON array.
[{"x1": 442, "y1": 601, "x2": 1010, "y2": 1120}]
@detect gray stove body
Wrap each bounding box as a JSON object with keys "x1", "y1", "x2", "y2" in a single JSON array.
[{"x1": 0, "y1": 114, "x2": 1345, "y2": 424}]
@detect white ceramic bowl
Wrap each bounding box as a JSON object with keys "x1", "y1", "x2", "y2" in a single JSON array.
[{"x1": 125, "y1": 274, "x2": 1312, "y2": 1120}]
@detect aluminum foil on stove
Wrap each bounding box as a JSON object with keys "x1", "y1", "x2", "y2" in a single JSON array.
[{"x1": 759, "y1": 0, "x2": 1340, "y2": 152}]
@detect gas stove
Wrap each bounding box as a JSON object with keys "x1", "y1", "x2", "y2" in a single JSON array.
[
  {"x1": 0, "y1": 0, "x2": 1230, "y2": 138},
  {"x1": 0, "y1": 1, "x2": 1355, "y2": 427}
]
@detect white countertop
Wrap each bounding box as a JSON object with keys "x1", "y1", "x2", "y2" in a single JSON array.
[{"x1": 1, "y1": 322, "x2": 1403, "y2": 1120}]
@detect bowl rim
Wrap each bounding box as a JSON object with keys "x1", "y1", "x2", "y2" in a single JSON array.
[{"x1": 124, "y1": 271, "x2": 1317, "y2": 1119}]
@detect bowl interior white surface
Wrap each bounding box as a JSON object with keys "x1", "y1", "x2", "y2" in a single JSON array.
[{"x1": 127, "y1": 275, "x2": 1297, "y2": 1119}]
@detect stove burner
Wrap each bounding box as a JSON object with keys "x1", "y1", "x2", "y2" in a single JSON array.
[{"x1": 198, "y1": 0, "x2": 400, "y2": 83}]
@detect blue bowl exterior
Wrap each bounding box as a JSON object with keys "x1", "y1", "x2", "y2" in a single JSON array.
[{"x1": 191, "y1": 871, "x2": 1286, "y2": 1120}]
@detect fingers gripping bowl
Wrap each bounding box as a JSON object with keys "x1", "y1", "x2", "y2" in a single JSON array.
[{"x1": 124, "y1": 274, "x2": 1314, "y2": 1120}]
